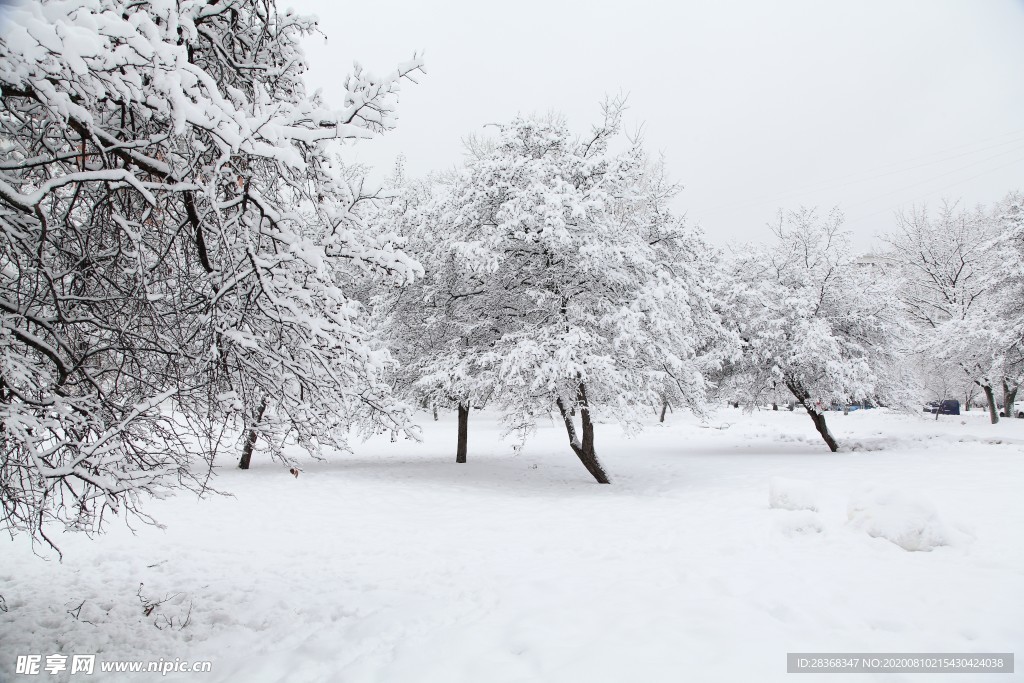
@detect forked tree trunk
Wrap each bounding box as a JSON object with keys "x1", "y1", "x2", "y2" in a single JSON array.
[
  {"x1": 238, "y1": 398, "x2": 268, "y2": 470},
  {"x1": 981, "y1": 383, "x2": 999, "y2": 424},
  {"x1": 556, "y1": 382, "x2": 610, "y2": 484},
  {"x1": 1003, "y1": 380, "x2": 1018, "y2": 419},
  {"x1": 456, "y1": 403, "x2": 469, "y2": 463},
  {"x1": 786, "y1": 382, "x2": 839, "y2": 452}
]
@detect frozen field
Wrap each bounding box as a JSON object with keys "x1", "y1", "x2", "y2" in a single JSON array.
[{"x1": 2, "y1": 408, "x2": 1023, "y2": 682}]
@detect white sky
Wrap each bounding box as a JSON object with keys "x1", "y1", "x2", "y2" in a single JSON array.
[{"x1": 294, "y1": 0, "x2": 1024, "y2": 249}]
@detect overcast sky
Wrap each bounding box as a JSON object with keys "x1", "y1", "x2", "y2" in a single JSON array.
[{"x1": 295, "y1": 0, "x2": 1024, "y2": 250}]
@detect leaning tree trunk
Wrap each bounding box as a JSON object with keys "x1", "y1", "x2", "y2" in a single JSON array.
[
  {"x1": 981, "y1": 383, "x2": 999, "y2": 424},
  {"x1": 456, "y1": 402, "x2": 469, "y2": 463},
  {"x1": 786, "y1": 382, "x2": 839, "y2": 452},
  {"x1": 238, "y1": 398, "x2": 268, "y2": 470},
  {"x1": 556, "y1": 383, "x2": 610, "y2": 484},
  {"x1": 1003, "y1": 380, "x2": 1018, "y2": 419}
]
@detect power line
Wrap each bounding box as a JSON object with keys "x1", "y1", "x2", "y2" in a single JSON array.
[
  {"x1": 846, "y1": 155, "x2": 1024, "y2": 226},
  {"x1": 700, "y1": 127, "x2": 1024, "y2": 215},
  {"x1": 840, "y1": 142, "x2": 1024, "y2": 213}
]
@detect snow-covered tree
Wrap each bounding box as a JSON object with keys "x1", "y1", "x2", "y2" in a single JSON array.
[
  {"x1": 0, "y1": 0, "x2": 422, "y2": 548},
  {"x1": 881, "y1": 201, "x2": 993, "y2": 328},
  {"x1": 366, "y1": 168, "x2": 486, "y2": 462},
  {"x1": 992, "y1": 191, "x2": 1024, "y2": 415},
  {"x1": 966, "y1": 191, "x2": 1024, "y2": 419},
  {"x1": 880, "y1": 199, "x2": 1016, "y2": 422},
  {"x1": 389, "y1": 104, "x2": 735, "y2": 482},
  {"x1": 724, "y1": 208, "x2": 912, "y2": 451}
]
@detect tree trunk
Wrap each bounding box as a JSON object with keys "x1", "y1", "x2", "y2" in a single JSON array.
[
  {"x1": 659, "y1": 400, "x2": 669, "y2": 423},
  {"x1": 556, "y1": 383, "x2": 610, "y2": 484},
  {"x1": 456, "y1": 403, "x2": 468, "y2": 463},
  {"x1": 1003, "y1": 380, "x2": 1018, "y2": 419},
  {"x1": 786, "y1": 382, "x2": 839, "y2": 452},
  {"x1": 806, "y1": 405, "x2": 839, "y2": 451},
  {"x1": 238, "y1": 398, "x2": 268, "y2": 470},
  {"x1": 982, "y1": 383, "x2": 999, "y2": 424},
  {"x1": 433, "y1": 405, "x2": 438, "y2": 421}
]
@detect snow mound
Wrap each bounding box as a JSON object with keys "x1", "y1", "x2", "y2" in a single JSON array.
[
  {"x1": 847, "y1": 487, "x2": 952, "y2": 552},
  {"x1": 768, "y1": 477, "x2": 819, "y2": 512}
]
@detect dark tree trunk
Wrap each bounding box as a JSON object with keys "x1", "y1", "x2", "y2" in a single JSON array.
[
  {"x1": 982, "y1": 383, "x2": 999, "y2": 424},
  {"x1": 786, "y1": 382, "x2": 839, "y2": 452},
  {"x1": 556, "y1": 383, "x2": 610, "y2": 484},
  {"x1": 659, "y1": 400, "x2": 669, "y2": 423},
  {"x1": 806, "y1": 405, "x2": 839, "y2": 451},
  {"x1": 238, "y1": 398, "x2": 268, "y2": 470},
  {"x1": 772, "y1": 402, "x2": 778, "y2": 411},
  {"x1": 456, "y1": 402, "x2": 468, "y2": 463},
  {"x1": 1003, "y1": 380, "x2": 1018, "y2": 418},
  {"x1": 433, "y1": 405, "x2": 438, "y2": 421}
]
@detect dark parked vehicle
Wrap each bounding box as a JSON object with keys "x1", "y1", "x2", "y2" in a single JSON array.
[{"x1": 924, "y1": 399, "x2": 960, "y2": 415}]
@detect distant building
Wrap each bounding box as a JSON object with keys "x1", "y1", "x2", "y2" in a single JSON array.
[{"x1": 853, "y1": 251, "x2": 894, "y2": 282}]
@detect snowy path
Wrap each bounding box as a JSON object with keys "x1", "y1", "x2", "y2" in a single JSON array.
[{"x1": 2, "y1": 409, "x2": 1022, "y2": 682}]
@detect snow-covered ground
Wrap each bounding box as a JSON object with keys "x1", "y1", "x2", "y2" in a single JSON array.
[{"x1": 2, "y1": 408, "x2": 1022, "y2": 682}]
